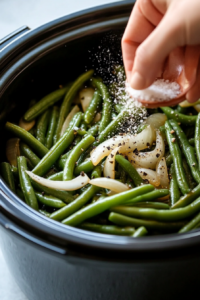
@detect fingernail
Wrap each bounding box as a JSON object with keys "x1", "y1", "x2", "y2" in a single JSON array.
[{"x1": 130, "y1": 72, "x2": 145, "y2": 90}]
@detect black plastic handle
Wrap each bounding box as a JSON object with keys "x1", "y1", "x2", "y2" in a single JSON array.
[{"x1": 0, "y1": 25, "x2": 30, "y2": 50}]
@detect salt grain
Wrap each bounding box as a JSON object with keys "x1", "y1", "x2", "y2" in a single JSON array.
[{"x1": 126, "y1": 79, "x2": 180, "y2": 102}]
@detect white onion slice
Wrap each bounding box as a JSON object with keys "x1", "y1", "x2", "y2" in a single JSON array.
[
  {"x1": 179, "y1": 99, "x2": 200, "y2": 107},
  {"x1": 143, "y1": 113, "x2": 167, "y2": 129},
  {"x1": 6, "y1": 138, "x2": 20, "y2": 167},
  {"x1": 91, "y1": 135, "x2": 130, "y2": 166},
  {"x1": 136, "y1": 168, "x2": 160, "y2": 187},
  {"x1": 91, "y1": 125, "x2": 155, "y2": 166},
  {"x1": 104, "y1": 147, "x2": 119, "y2": 179},
  {"x1": 60, "y1": 105, "x2": 80, "y2": 136},
  {"x1": 79, "y1": 88, "x2": 94, "y2": 112},
  {"x1": 19, "y1": 118, "x2": 35, "y2": 131},
  {"x1": 89, "y1": 178, "x2": 129, "y2": 193},
  {"x1": 128, "y1": 130, "x2": 165, "y2": 169},
  {"x1": 26, "y1": 171, "x2": 90, "y2": 191},
  {"x1": 194, "y1": 104, "x2": 200, "y2": 113},
  {"x1": 92, "y1": 112, "x2": 101, "y2": 124},
  {"x1": 156, "y1": 157, "x2": 169, "y2": 189}
]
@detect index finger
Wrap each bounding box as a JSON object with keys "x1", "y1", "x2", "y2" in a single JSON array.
[{"x1": 122, "y1": 0, "x2": 163, "y2": 81}]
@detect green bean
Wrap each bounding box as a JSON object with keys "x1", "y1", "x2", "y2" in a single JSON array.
[
  {"x1": 6, "y1": 122, "x2": 48, "y2": 157},
  {"x1": 90, "y1": 165, "x2": 102, "y2": 178},
  {"x1": 11, "y1": 165, "x2": 19, "y2": 180},
  {"x1": 111, "y1": 195, "x2": 200, "y2": 222},
  {"x1": 24, "y1": 85, "x2": 71, "y2": 121},
  {"x1": 55, "y1": 70, "x2": 94, "y2": 142},
  {"x1": 31, "y1": 180, "x2": 74, "y2": 203},
  {"x1": 132, "y1": 202, "x2": 170, "y2": 209},
  {"x1": 161, "y1": 107, "x2": 197, "y2": 125},
  {"x1": 195, "y1": 113, "x2": 200, "y2": 170},
  {"x1": 61, "y1": 184, "x2": 154, "y2": 226},
  {"x1": 20, "y1": 142, "x2": 40, "y2": 167},
  {"x1": 51, "y1": 166, "x2": 101, "y2": 221},
  {"x1": 132, "y1": 226, "x2": 148, "y2": 237},
  {"x1": 182, "y1": 158, "x2": 196, "y2": 190},
  {"x1": 45, "y1": 106, "x2": 59, "y2": 149},
  {"x1": 32, "y1": 112, "x2": 82, "y2": 176},
  {"x1": 119, "y1": 165, "x2": 126, "y2": 184},
  {"x1": 75, "y1": 128, "x2": 87, "y2": 136},
  {"x1": 193, "y1": 222, "x2": 200, "y2": 229},
  {"x1": 0, "y1": 162, "x2": 16, "y2": 192},
  {"x1": 125, "y1": 189, "x2": 169, "y2": 205},
  {"x1": 17, "y1": 156, "x2": 38, "y2": 210},
  {"x1": 48, "y1": 171, "x2": 63, "y2": 181},
  {"x1": 169, "y1": 164, "x2": 180, "y2": 206},
  {"x1": 165, "y1": 121, "x2": 190, "y2": 194},
  {"x1": 74, "y1": 159, "x2": 94, "y2": 176},
  {"x1": 169, "y1": 119, "x2": 200, "y2": 183},
  {"x1": 179, "y1": 211, "x2": 200, "y2": 233},
  {"x1": 79, "y1": 223, "x2": 135, "y2": 236},
  {"x1": 39, "y1": 210, "x2": 51, "y2": 217},
  {"x1": 63, "y1": 134, "x2": 95, "y2": 180},
  {"x1": 165, "y1": 152, "x2": 173, "y2": 167},
  {"x1": 189, "y1": 138, "x2": 195, "y2": 146},
  {"x1": 115, "y1": 155, "x2": 143, "y2": 187},
  {"x1": 137, "y1": 124, "x2": 148, "y2": 134},
  {"x1": 36, "y1": 109, "x2": 50, "y2": 144},
  {"x1": 109, "y1": 212, "x2": 185, "y2": 232},
  {"x1": 92, "y1": 78, "x2": 112, "y2": 133},
  {"x1": 16, "y1": 188, "x2": 25, "y2": 201},
  {"x1": 87, "y1": 123, "x2": 100, "y2": 136},
  {"x1": 98, "y1": 109, "x2": 129, "y2": 142},
  {"x1": 114, "y1": 104, "x2": 123, "y2": 114},
  {"x1": 35, "y1": 192, "x2": 66, "y2": 208},
  {"x1": 175, "y1": 105, "x2": 187, "y2": 114},
  {"x1": 84, "y1": 90, "x2": 102, "y2": 124},
  {"x1": 171, "y1": 183, "x2": 200, "y2": 209},
  {"x1": 57, "y1": 150, "x2": 72, "y2": 170}
]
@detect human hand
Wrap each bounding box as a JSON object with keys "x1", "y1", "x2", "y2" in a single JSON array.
[{"x1": 122, "y1": 0, "x2": 200, "y2": 103}]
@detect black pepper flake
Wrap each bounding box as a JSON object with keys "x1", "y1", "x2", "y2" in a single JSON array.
[
  {"x1": 118, "y1": 143, "x2": 122, "y2": 146},
  {"x1": 80, "y1": 171, "x2": 85, "y2": 176},
  {"x1": 110, "y1": 154, "x2": 114, "y2": 158},
  {"x1": 143, "y1": 172, "x2": 147, "y2": 176},
  {"x1": 107, "y1": 176, "x2": 110, "y2": 178},
  {"x1": 143, "y1": 179, "x2": 149, "y2": 184},
  {"x1": 42, "y1": 192, "x2": 45, "y2": 196},
  {"x1": 156, "y1": 153, "x2": 160, "y2": 158},
  {"x1": 109, "y1": 161, "x2": 113, "y2": 164},
  {"x1": 107, "y1": 146, "x2": 111, "y2": 150}
]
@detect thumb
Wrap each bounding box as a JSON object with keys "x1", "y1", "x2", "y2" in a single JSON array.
[{"x1": 130, "y1": 11, "x2": 184, "y2": 90}]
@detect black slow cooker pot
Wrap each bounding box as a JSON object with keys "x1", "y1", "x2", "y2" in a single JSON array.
[{"x1": 1, "y1": 1, "x2": 200, "y2": 299}]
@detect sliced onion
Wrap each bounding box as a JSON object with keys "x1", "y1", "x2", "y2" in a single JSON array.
[
  {"x1": 194, "y1": 104, "x2": 200, "y2": 113},
  {"x1": 79, "y1": 88, "x2": 94, "y2": 112},
  {"x1": 89, "y1": 178, "x2": 129, "y2": 193},
  {"x1": 19, "y1": 117, "x2": 35, "y2": 131},
  {"x1": 91, "y1": 125, "x2": 155, "y2": 166},
  {"x1": 60, "y1": 105, "x2": 80, "y2": 136},
  {"x1": 92, "y1": 112, "x2": 101, "y2": 124},
  {"x1": 136, "y1": 168, "x2": 160, "y2": 187},
  {"x1": 128, "y1": 130, "x2": 165, "y2": 169},
  {"x1": 143, "y1": 113, "x2": 167, "y2": 129},
  {"x1": 26, "y1": 171, "x2": 90, "y2": 191},
  {"x1": 156, "y1": 157, "x2": 169, "y2": 189},
  {"x1": 6, "y1": 138, "x2": 20, "y2": 167},
  {"x1": 104, "y1": 147, "x2": 119, "y2": 179},
  {"x1": 179, "y1": 99, "x2": 200, "y2": 107},
  {"x1": 118, "y1": 125, "x2": 156, "y2": 154},
  {"x1": 91, "y1": 135, "x2": 130, "y2": 166}
]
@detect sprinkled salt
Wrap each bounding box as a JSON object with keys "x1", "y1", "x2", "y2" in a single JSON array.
[{"x1": 126, "y1": 79, "x2": 180, "y2": 102}]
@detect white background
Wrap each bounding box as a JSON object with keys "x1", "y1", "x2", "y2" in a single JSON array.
[{"x1": 0, "y1": 0, "x2": 123, "y2": 299}]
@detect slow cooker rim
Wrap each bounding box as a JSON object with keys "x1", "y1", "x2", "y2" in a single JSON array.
[{"x1": 1, "y1": 0, "x2": 200, "y2": 253}]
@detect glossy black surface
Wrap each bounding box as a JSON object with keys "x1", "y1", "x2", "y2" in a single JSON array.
[{"x1": 1, "y1": 1, "x2": 200, "y2": 299}]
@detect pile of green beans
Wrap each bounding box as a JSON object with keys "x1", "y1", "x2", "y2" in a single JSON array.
[{"x1": 1, "y1": 67, "x2": 200, "y2": 238}]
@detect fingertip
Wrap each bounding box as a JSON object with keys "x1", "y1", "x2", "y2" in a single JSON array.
[{"x1": 130, "y1": 71, "x2": 153, "y2": 90}]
